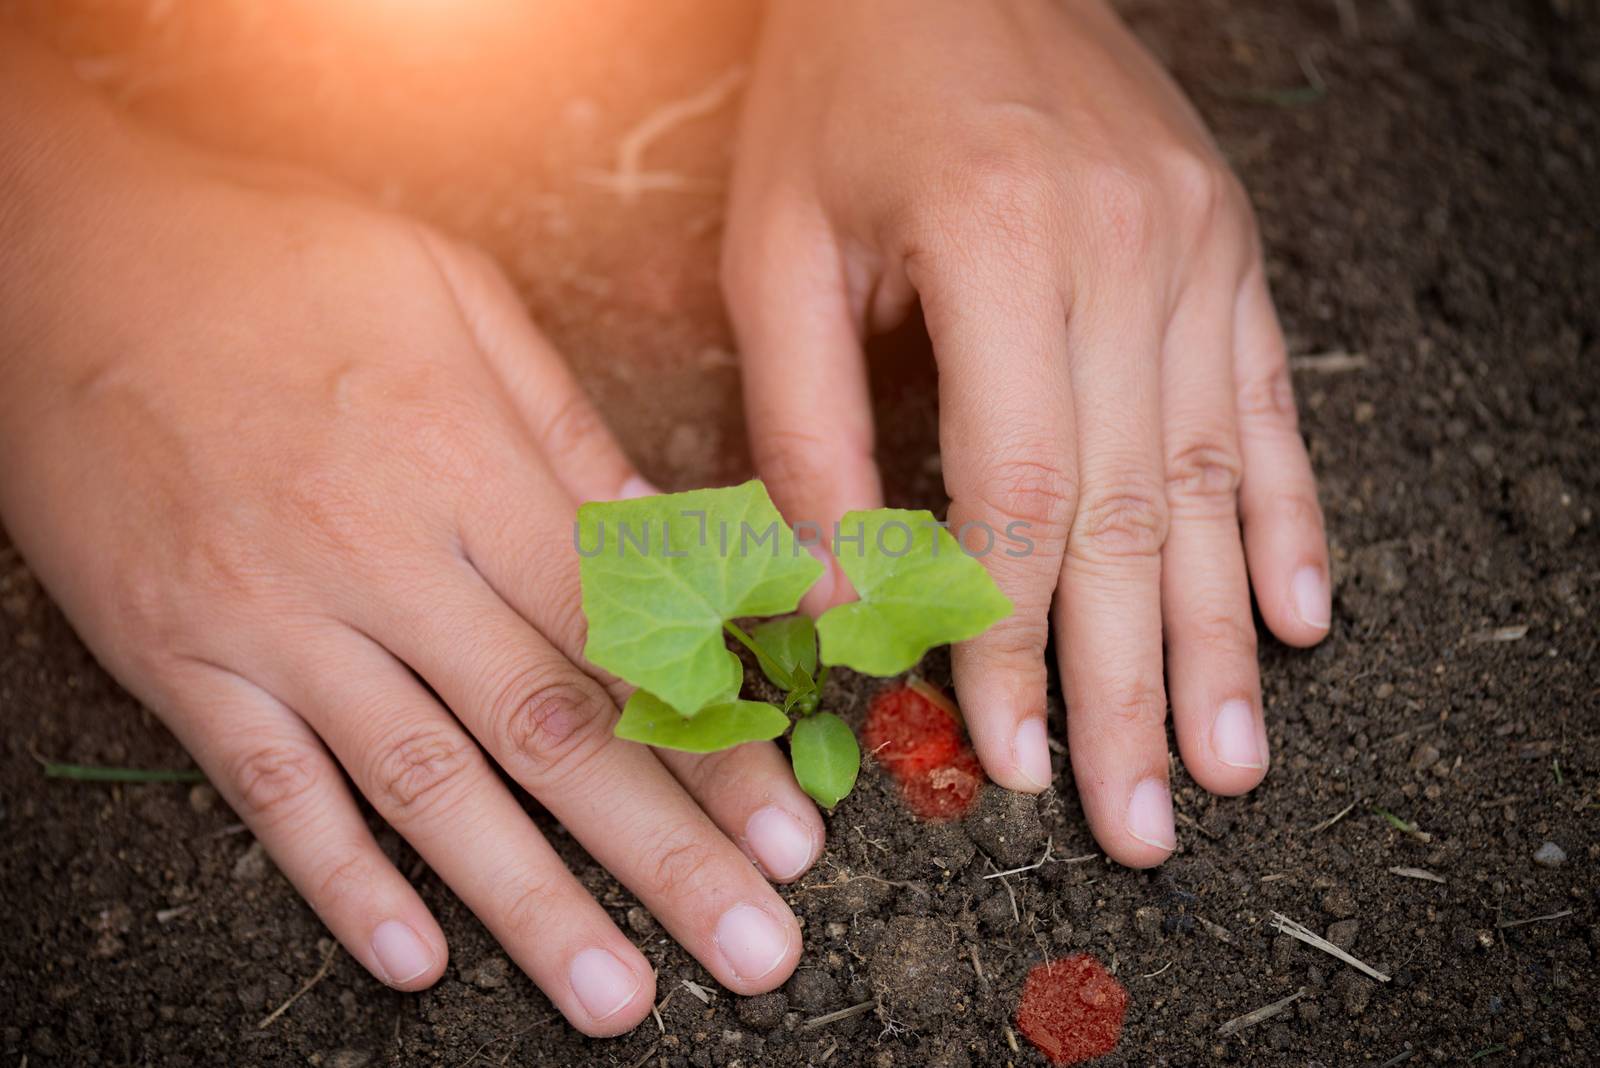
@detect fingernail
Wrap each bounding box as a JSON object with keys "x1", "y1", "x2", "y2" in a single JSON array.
[
  {"x1": 371, "y1": 920, "x2": 435, "y2": 985},
  {"x1": 618, "y1": 476, "x2": 659, "y2": 500},
  {"x1": 1291, "y1": 565, "x2": 1331, "y2": 630},
  {"x1": 1126, "y1": 778, "x2": 1177, "y2": 851},
  {"x1": 745, "y1": 805, "x2": 817, "y2": 881},
  {"x1": 569, "y1": 947, "x2": 642, "y2": 1021},
  {"x1": 714, "y1": 904, "x2": 791, "y2": 982},
  {"x1": 1211, "y1": 699, "x2": 1265, "y2": 769},
  {"x1": 1013, "y1": 717, "x2": 1053, "y2": 791}
]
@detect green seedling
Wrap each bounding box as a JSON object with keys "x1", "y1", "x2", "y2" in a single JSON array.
[{"x1": 577, "y1": 480, "x2": 1011, "y2": 807}]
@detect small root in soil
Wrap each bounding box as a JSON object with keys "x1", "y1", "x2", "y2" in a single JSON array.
[{"x1": 257, "y1": 940, "x2": 340, "y2": 1029}]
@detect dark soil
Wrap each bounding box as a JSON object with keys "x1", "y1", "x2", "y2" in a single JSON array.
[{"x1": 3, "y1": 0, "x2": 1597, "y2": 1064}]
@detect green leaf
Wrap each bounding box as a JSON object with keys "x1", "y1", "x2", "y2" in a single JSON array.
[
  {"x1": 579, "y1": 481, "x2": 824, "y2": 715},
  {"x1": 616, "y1": 690, "x2": 790, "y2": 753},
  {"x1": 751, "y1": 615, "x2": 818, "y2": 690},
  {"x1": 790, "y1": 712, "x2": 860, "y2": 808},
  {"x1": 816, "y1": 508, "x2": 1012, "y2": 675}
]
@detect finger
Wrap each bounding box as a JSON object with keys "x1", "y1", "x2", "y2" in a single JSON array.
[
  {"x1": 655, "y1": 745, "x2": 824, "y2": 884},
  {"x1": 371, "y1": 572, "x2": 804, "y2": 995},
  {"x1": 158, "y1": 663, "x2": 448, "y2": 991},
  {"x1": 270, "y1": 626, "x2": 656, "y2": 1036},
  {"x1": 914, "y1": 254, "x2": 1072, "y2": 795},
  {"x1": 1159, "y1": 289, "x2": 1269, "y2": 797},
  {"x1": 1233, "y1": 265, "x2": 1331, "y2": 645},
  {"x1": 1055, "y1": 289, "x2": 1176, "y2": 868},
  {"x1": 418, "y1": 228, "x2": 653, "y2": 502},
  {"x1": 723, "y1": 210, "x2": 883, "y2": 613}
]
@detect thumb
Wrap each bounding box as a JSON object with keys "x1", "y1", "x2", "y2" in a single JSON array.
[{"x1": 723, "y1": 220, "x2": 883, "y2": 614}]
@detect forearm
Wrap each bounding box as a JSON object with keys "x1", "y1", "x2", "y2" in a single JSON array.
[{"x1": 0, "y1": 27, "x2": 156, "y2": 385}]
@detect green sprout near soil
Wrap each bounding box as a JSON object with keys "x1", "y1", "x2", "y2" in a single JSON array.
[{"x1": 577, "y1": 480, "x2": 1011, "y2": 807}]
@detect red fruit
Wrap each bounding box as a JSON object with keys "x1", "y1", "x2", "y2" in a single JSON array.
[
  {"x1": 1016, "y1": 955, "x2": 1128, "y2": 1065},
  {"x1": 864, "y1": 683, "x2": 985, "y2": 821}
]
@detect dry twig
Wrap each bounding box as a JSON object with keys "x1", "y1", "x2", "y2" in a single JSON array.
[
  {"x1": 800, "y1": 1000, "x2": 879, "y2": 1032},
  {"x1": 1309, "y1": 799, "x2": 1358, "y2": 834},
  {"x1": 1496, "y1": 909, "x2": 1574, "y2": 930},
  {"x1": 1218, "y1": 987, "x2": 1307, "y2": 1035},
  {"x1": 1271, "y1": 913, "x2": 1390, "y2": 981}
]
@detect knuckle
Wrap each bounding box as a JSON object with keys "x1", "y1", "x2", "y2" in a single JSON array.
[
  {"x1": 369, "y1": 726, "x2": 480, "y2": 817},
  {"x1": 960, "y1": 152, "x2": 1057, "y2": 226},
  {"x1": 538, "y1": 389, "x2": 608, "y2": 461},
  {"x1": 1165, "y1": 438, "x2": 1244, "y2": 505},
  {"x1": 1260, "y1": 489, "x2": 1325, "y2": 531},
  {"x1": 1188, "y1": 610, "x2": 1259, "y2": 660},
  {"x1": 494, "y1": 670, "x2": 614, "y2": 782},
  {"x1": 400, "y1": 399, "x2": 488, "y2": 484},
  {"x1": 973, "y1": 615, "x2": 1050, "y2": 667},
  {"x1": 1237, "y1": 362, "x2": 1299, "y2": 429},
  {"x1": 752, "y1": 426, "x2": 873, "y2": 502},
  {"x1": 972, "y1": 454, "x2": 1079, "y2": 541},
  {"x1": 1082, "y1": 163, "x2": 1159, "y2": 257},
  {"x1": 229, "y1": 743, "x2": 322, "y2": 822},
  {"x1": 1102, "y1": 678, "x2": 1169, "y2": 731},
  {"x1": 1161, "y1": 150, "x2": 1230, "y2": 234},
  {"x1": 1072, "y1": 483, "x2": 1170, "y2": 561},
  {"x1": 678, "y1": 745, "x2": 746, "y2": 796},
  {"x1": 313, "y1": 853, "x2": 372, "y2": 909},
  {"x1": 499, "y1": 865, "x2": 564, "y2": 945},
  {"x1": 646, "y1": 829, "x2": 719, "y2": 901}
]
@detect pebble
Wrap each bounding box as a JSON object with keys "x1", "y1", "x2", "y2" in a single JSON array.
[
  {"x1": 1133, "y1": 906, "x2": 1164, "y2": 943},
  {"x1": 1320, "y1": 885, "x2": 1357, "y2": 919},
  {"x1": 736, "y1": 992, "x2": 787, "y2": 1032},
  {"x1": 468, "y1": 956, "x2": 509, "y2": 990},
  {"x1": 626, "y1": 905, "x2": 659, "y2": 937},
  {"x1": 963, "y1": 786, "x2": 1045, "y2": 868},
  {"x1": 784, "y1": 968, "x2": 840, "y2": 1013},
  {"x1": 1512, "y1": 467, "x2": 1579, "y2": 548},
  {"x1": 187, "y1": 784, "x2": 218, "y2": 814},
  {"x1": 1408, "y1": 742, "x2": 1441, "y2": 771},
  {"x1": 1533, "y1": 841, "x2": 1568, "y2": 868},
  {"x1": 978, "y1": 891, "x2": 1017, "y2": 932},
  {"x1": 1326, "y1": 920, "x2": 1360, "y2": 950},
  {"x1": 231, "y1": 841, "x2": 270, "y2": 883},
  {"x1": 326, "y1": 1052, "x2": 372, "y2": 1068},
  {"x1": 1335, "y1": 971, "x2": 1373, "y2": 1016}
]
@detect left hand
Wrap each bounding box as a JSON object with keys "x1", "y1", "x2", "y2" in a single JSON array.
[{"x1": 722, "y1": 0, "x2": 1330, "y2": 867}]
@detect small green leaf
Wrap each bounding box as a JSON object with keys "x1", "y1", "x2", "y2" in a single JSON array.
[
  {"x1": 790, "y1": 712, "x2": 860, "y2": 808},
  {"x1": 579, "y1": 481, "x2": 825, "y2": 716},
  {"x1": 752, "y1": 615, "x2": 818, "y2": 690},
  {"x1": 817, "y1": 508, "x2": 1012, "y2": 675},
  {"x1": 617, "y1": 690, "x2": 790, "y2": 753}
]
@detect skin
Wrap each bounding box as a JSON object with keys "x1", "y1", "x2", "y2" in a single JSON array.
[
  {"x1": 1, "y1": 33, "x2": 818, "y2": 1037},
  {"x1": 1, "y1": 0, "x2": 1330, "y2": 1038},
  {"x1": 724, "y1": 0, "x2": 1330, "y2": 867}
]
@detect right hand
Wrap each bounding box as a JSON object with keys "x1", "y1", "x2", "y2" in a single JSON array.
[{"x1": 0, "y1": 123, "x2": 821, "y2": 1035}]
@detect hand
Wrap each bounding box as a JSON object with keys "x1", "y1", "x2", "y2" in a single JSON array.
[
  {"x1": 722, "y1": 0, "x2": 1330, "y2": 866},
  {"x1": 0, "y1": 60, "x2": 820, "y2": 1035}
]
